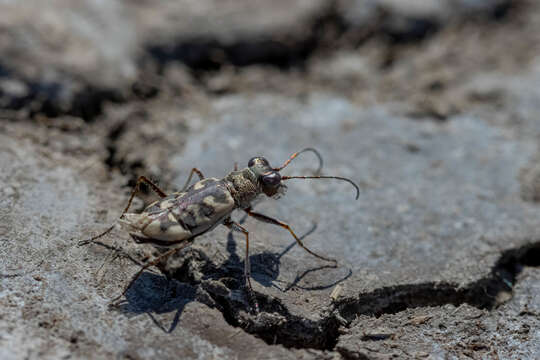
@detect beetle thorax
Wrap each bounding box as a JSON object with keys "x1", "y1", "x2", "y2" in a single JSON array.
[{"x1": 224, "y1": 168, "x2": 261, "y2": 209}]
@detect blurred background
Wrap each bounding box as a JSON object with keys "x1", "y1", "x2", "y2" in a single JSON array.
[
  {"x1": 1, "y1": 0, "x2": 534, "y2": 186},
  {"x1": 2, "y1": 0, "x2": 540, "y2": 359}
]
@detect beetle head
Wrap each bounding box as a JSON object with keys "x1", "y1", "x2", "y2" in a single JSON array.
[
  {"x1": 247, "y1": 156, "x2": 285, "y2": 197},
  {"x1": 247, "y1": 149, "x2": 360, "y2": 200}
]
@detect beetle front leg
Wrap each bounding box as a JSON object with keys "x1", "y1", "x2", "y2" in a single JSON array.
[
  {"x1": 79, "y1": 176, "x2": 167, "y2": 246},
  {"x1": 244, "y1": 208, "x2": 337, "y2": 265},
  {"x1": 223, "y1": 219, "x2": 259, "y2": 312},
  {"x1": 181, "y1": 168, "x2": 205, "y2": 191}
]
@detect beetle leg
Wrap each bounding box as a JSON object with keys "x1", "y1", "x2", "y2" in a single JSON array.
[
  {"x1": 122, "y1": 176, "x2": 167, "y2": 215},
  {"x1": 181, "y1": 168, "x2": 205, "y2": 191},
  {"x1": 244, "y1": 208, "x2": 337, "y2": 264},
  {"x1": 79, "y1": 176, "x2": 167, "y2": 246},
  {"x1": 223, "y1": 219, "x2": 259, "y2": 313},
  {"x1": 109, "y1": 240, "x2": 194, "y2": 306}
]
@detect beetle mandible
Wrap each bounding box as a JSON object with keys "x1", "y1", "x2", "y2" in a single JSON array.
[{"x1": 79, "y1": 148, "x2": 359, "y2": 310}]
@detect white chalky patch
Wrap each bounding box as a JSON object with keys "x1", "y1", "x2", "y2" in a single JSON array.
[
  {"x1": 159, "y1": 199, "x2": 175, "y2": 209},
  {"x1": 143, "y1": 218, "x2": 191, "y2": 241},
  {"x1": 193, "y1": 181, "x2": 206, "y2": 190},
  {"x1": 161, "y1": 225, "x2": 191, "y2": 241}
]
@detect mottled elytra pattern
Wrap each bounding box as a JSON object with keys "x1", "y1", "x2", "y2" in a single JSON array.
[
  {"x1": 80, "y1": 149, "x2": 360, "y2": 311},
  {"x1": 173, "y1": 178, "x2": 235, "y2": 234}
]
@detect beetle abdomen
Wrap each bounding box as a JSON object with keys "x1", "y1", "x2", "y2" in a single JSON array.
[{"x1": 119, "y1": 210, "x2": 192, "y2": 245}]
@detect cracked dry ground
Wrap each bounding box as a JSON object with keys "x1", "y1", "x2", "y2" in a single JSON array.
[{"x1": 2, "y1": 0, "x2": 540, "y2": 359}]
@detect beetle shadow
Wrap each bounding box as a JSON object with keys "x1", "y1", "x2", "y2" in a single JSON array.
[
  {"x1": 109, "y1": 216, "x2": 352, "y2": 333},
  {"x1": 113, "y1": 272, "x2": 198, "y2": 333},
  {"x1": 223, "y1": 219, "x2": 352, "y2": 292}
]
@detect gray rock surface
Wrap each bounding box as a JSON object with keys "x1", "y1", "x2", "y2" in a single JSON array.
[
  {"x1": 336, "y1": 267, "x2": 540, "y2": 359},
  {"x1": 0, "y1": 127, "x2": 313, "y2": 359}
]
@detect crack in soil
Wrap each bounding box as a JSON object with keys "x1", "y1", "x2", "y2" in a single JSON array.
[
  {"x1": 337, "y1": 241, "x2": 540, "y2": 323},
  {"x1": 103, "y1": 120, "x2": 144, "y2": 181},
  {"x1": 153, "y1": 241, "x2": 540, "y2": 353},
  {"x1": 158, "y1": 246, "x2": 342, "y2": 350}
]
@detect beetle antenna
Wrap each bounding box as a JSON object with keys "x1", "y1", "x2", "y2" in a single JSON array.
[
  {"x1": 281, "y1": 175, "x2": 360, "y2": 200},
  {"x1": 274, "y1": 148, "x2": 323, "y2": 174}
]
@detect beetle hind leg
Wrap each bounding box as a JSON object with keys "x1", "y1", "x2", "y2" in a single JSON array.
[
  {"x1": 79, "y1": 176, "x2": 167, "y2": 246},
  {"x1": 109, "y1": 240, "x2": 194, "y2": 307}
]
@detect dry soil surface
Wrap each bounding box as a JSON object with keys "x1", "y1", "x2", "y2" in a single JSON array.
[{"x1": 1, "y1": 1, "x2": 540, "y2": 359}]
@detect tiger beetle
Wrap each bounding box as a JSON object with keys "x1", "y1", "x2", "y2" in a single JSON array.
[{"x1": 79, "y1": 148, "x2": 359, "y2": 311}]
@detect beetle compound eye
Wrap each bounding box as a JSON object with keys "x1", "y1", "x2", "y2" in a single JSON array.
[
  {"x1": 248, "y1": 157, "x2": 269, "y2": 167},
  {"x1": 262, "y1": 171, "x2": 281, "y2": 187}
]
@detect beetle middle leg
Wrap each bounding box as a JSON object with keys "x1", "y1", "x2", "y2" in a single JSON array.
[
  {"x1": 109, "y1": 239, "x2": 194, "y2": 306},
  {"x1": 223, "y1": 218, "x2": 259, "y2": 312},
  {"x1": 181, "y1": 168, "x2": 205, "y2": 191},
  {"x1": 79, "y1": 176, "x2": 167, "y2": 246},
  {"x1": 244, "y1": 207, "x2": 337, "y2": 264}
]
